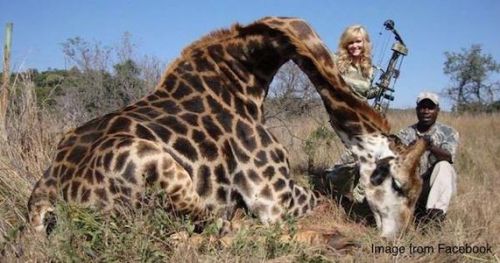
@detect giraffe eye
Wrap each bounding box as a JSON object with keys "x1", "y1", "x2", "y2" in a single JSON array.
[{"x1": 369, "y1": 156, "x2": 396, "y2": 186}]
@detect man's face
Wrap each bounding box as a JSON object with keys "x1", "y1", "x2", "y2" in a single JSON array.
[{"x1": 416, "y1": 99, "x2": 439, "y2": 126}]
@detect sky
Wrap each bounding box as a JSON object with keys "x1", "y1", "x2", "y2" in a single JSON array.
[{"x1": 1, "y1": 0, "x2": 499, "y2": 110}]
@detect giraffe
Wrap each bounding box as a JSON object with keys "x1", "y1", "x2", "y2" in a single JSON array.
[{"x1": 28, "y1": 17, "x2": 426, "y2": 241}]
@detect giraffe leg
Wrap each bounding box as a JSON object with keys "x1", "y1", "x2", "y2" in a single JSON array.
[
  {"x1": 27, "y1": 173, "x2": 57, "y2": 234},
  {"x1": 152, "y1": 155, "x2": 208, "y2": 221}
]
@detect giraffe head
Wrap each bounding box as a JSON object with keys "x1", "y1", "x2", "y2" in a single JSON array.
[{"x1": 354, "y1": 135, "x2": 427, "y2": 239}]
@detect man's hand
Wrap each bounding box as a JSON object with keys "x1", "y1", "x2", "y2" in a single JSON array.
[{"x1": 419, "y1": 135, "x2": 453, "y2": 163}]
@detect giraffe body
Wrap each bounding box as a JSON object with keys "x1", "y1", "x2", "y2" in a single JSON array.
[{"x1": 28, "y1": 17, "x2": 426, "y2": 239}]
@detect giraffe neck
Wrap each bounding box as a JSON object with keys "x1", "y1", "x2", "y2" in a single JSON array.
[{"x1": 258, "y1": 18, "x2": 391, "y2": 146}]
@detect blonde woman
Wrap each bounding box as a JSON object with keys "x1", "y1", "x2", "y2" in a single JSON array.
[
  {"x1": 325, "y1": 26, "x2": 381, "y2": 206},
  {"x1": 335, "y1": 25, "x2": 379, "y2": 100}
]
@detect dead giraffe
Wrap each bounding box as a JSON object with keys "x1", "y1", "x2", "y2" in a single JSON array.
[{"x1": 28, "y1": 17, "x2": 426, "y2": 241}]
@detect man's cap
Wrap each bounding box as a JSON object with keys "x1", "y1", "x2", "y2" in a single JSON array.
[{"x1": 416, "y1": 92, "x2": 439, "y2": 105}]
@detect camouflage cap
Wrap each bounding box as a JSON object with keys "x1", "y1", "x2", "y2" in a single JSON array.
[{"x1": 416, "y1": 92, "x2": 439, "y2": 105}]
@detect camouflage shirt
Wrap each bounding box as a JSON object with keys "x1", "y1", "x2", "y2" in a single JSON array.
[
  {"x1": 396, "y1": 122, "x2": 459, "y2": 176},
  {"x1": 333, "y1": 55, "x2": 379, "y2": 99}
]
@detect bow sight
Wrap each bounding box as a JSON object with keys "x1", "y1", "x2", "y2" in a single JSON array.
[{"x1": 373, "y1": 19, "x2": 408, "y2": 114}]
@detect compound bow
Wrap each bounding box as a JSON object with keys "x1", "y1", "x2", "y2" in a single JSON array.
[{"x1": 372, "y1": 19, "x2": 408, "y2": 114}]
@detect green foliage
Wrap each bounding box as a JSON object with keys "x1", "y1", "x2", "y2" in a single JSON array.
[
  {"x1": 303, "y1": 124, "x2": 336, "y2": 170},
  {"x1": 443, "y1": 44, "x2": 500, "y2": 112}
]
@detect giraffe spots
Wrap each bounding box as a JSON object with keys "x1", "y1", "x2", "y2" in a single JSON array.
[
  {"x1": 256, "y1": 125, "x2": 273, "y2": 147},
  {"x1": 81, "y1": 187, "x2": 91, "y2": 203},
  {"x1": 246, "y1": 84, "x2": 264, "y2": 98},
  {"x1": 158, "y1": 116, "x2": 188, "y2": 135},
  {"x1": 70, "y1": 181, "x2": 81, "y2": 200},
  {"x1": 194, "y1": 55, "x2": 215, "y2": 72},
  {"x1": 254, "y1": 150, "x2": 268, "y2": 167},
  {"x1": 122, "y1": 161, "x2": 137, "y2": 184},
  {"x1": 297, "y1": 193, "x2": 307, "y2": 205},
  {"x1": 202, "y1": 115, "x2": 223, "y2": 141},
  {"x1": 103, "y1": 152, "x2": 113, "y2": 171},
  {"x1": 247, "y1": 169, "x2": 262, "y2": 184},
  {"x1": 109, "y1": 178, "x2": 120, "y2": 194},
  {"x1": 182, "y1": 73, "x2": 205, "y2": 93},
  {"x1": 221, "y1": 141, "x2": 237, "y2": 174},
  {"x1": 116, "y1": 139, "x2": 133, "y2": 149},
  {"x1": 245, "y1": 102, "x2": 259, "y2": 119},
  {"x1": 229, "y1": 138, "x2": 250, "y2": 163},
  {"x1": 273, "y1": 178, "x2": 286, "y2": 191},
  {"x1": 206, "y1": 95, "x2": 223, "y2": 112},
  {"x1": 162, "y1": 74, "x2": 178, "y2": 92},
  {"x1": 67, "y1": 146, "x2": 88, "y2": 164},
  {"x1": 216, "y1": 110, "x2": 234, "y2": 133},
  {"x1": 153, "y1": 100, "x2": 182, "y2": 115},
  {"x1": 235, "y1": 120, "x2": 257, "y2": 152},
  {"x1": 207, "y1": 44, "x2": 225, "y2": 63},
  {"x1": 137, "y1": 107, "x2": 162, "y2": 119},
  {"x1": 173, "y1": 137, "x2": 198, "y2": 162},
  {"x1": 95, "y1": 170, "x2": 104, "y2": 183},
  {"x1": 136, "y1": 124, "x2": 156, "y2": 141},
  {"x1": 80, "y1": 132, "x2": 103, "y2": 144},
  {"x1": 260, "y1": 185, "x2": 273, "y2": 200},
  {"x1": 136, "y1": 142, "x2": 159, "y2": 158},
  {"x1": 214, "y1": 164, "x2": 230, "y2": 184},
  {"x1": 180, "y1": 113, "x2": 199, "y2": 126},
  {"x1": 203, "y1": 75, "x2": 222, "y2": 96},
  {"x1": 196, "y1": 165, "x2": 212, "y2": 197},
  {"x1": 234, "y1": 171, "x2": 250, "y2": 196},
  {"x1": 108, "y1": 117, "x2": 132, "y2": 134},
  {"x1": 263, "y1": 166, "x2": 275, "y2": 179},
  {"x1": 83, "y1": 169, "x2": 94, "y2": 184},
  {"x1": 94, "y1": 188, "x2": 108, "y2": 202},
  {"x1": 146, "y1": 123, "x2": 172, "y2": 143},
  {"x1": 55, "y1": 150, "x2": 68, "y2": 162},
  {"x1": 216, "y1": 187, "x2": 228, "y2": 203},
  {"x1": 100, "y1": 138, "x2": 117, "y2": 151},
  {"x1": 172, "y1": 81, "x2": 193, "y2": 100},
  {"x1": 278, "y1": 167, "x2": 288, "y2": 178},
  {"x1": 44, "y1": 178, "x2": 57, "y2": 187},
  {"x1": 191, "y1": 129, "x2": 206, "y2": 143},
  {"x1": 199, "y1": 140, "x2": 218, "y2": 161},
  {"x1": 279, "y1": 192, "x2": 292, "y2": 205},
  {"x1": 114, "y1": 152, "x2": 129, "y2": 172},
  {"x1": 207, "y1": 96, "x2": 234, "y2": 132},
  {"x1": 181, "y1": 96, "x2": 205, "y2": 113},
  {"x1": 234, "y1": 99, "x2": 250, "y2": 120},
  {"x1": 225, "y1": 42, "x2": 244, "y2": 61}
]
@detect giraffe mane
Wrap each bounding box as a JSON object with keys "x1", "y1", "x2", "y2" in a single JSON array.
[{"x1": 180, "y1": 26, "x2": 239, "y2": 57}]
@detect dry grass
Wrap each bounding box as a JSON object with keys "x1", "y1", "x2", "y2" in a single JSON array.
[{"x1": 0, "y1": 82, "x2": 499, "y2": 262}]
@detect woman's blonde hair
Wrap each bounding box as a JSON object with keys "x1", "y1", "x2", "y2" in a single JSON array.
[{"x1": 337, "y1": 25, "x2": 372, "y2": 78}]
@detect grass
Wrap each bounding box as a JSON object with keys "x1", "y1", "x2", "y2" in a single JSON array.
[{"x1": 0, "y1": 92, "x2": 499, "y2": 262}]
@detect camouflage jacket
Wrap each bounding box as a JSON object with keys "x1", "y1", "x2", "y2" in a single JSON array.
[
  {"x1": 333, "y1": 55, "x2": 379, "y2": 99},
  {"x1": 396, "y1": 122, "x2": 459, "y2": 176}
]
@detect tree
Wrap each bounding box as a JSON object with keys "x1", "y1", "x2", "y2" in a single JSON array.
[{"x1": 443, "y1": 44, "x2": 500, "y2": 112}]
